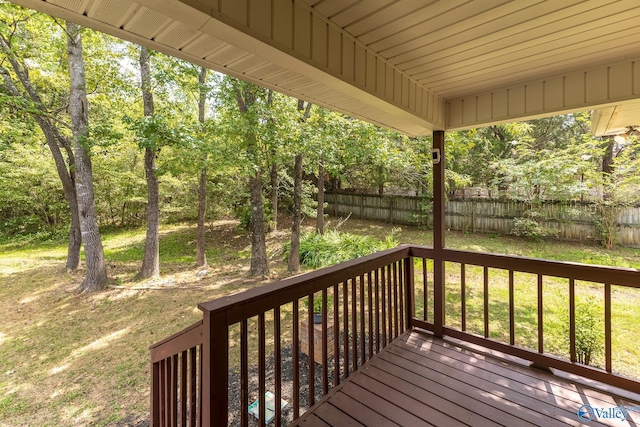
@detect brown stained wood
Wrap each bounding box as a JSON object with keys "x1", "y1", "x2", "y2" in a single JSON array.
[
  {"x1": 293, "y1": 299, "x2": 300, "y2": 419},
  {"x1": 367, "y1": 272, "x2": 374, "y2": 359},
  {"x1": 189, "y1": 347, "x2": 196, "y2": 427},
  {"x1": 343, "y1": 280, "x2": 350, "y2": 378},
  {"x1": 180, "y1": 350, "x2": 187, "y2": 427},
  {"x1": 352, "y1": 277, "x2": 358, "y2": 371},
  {"x1": 333, "y1": 284, "x2": 340, "y2": 386},
  {"x1": 509, "y1": 270, "x2": 514, "y2": 346},
  {"x1": 569, "y1": 278, "x2": 576, "y2": 363},
  {"x1": 374, "y1": 269, "x2": 380, "y2": 353},
  {"x1": 308, "y1": 295, "x2": 316, "y2": 407},
  {"x1": 461, "y1": 263, "x2": 466, "y2": 332},
  {"x1": 274, "y1": 307, "x2": 282, "y2": 426},
  {"x1": 241, "y1": 320, "x2": 249, "y2": 427},
  {"x1": 259, "y1": 313, "x2": 266, "y2": 427},
  {"x1": 381, "y1": 265, "x2": 387, "y2": 346},
  {"x1": 151, "y1": 361, "x2": 159, "y2": 427},
  {"x1": 312, "y1": 400, "x2": 366, "y2": 426},
  {"x1": 359, "y1": 274, "x2": 366, "y2": 366},
  {"x1": 483, "y1": 266, "x2": 489, "y2": 338},
  {"x1": 387, "y1": 266, "x2": 393, "y2": 343},
  {"x1": 605, "y1": 283, "x2": 612, "y2": 373},
  {"x1": 422, "y1": 258, "x2": 427, "y2": 323},
  {"x1": 340, "y1": 382, "x2": 428, "y2": 426},
  {"x1": 327, "y1": 391, "x2": 398, "y2": 426},
  {"x1": 150, "y1": 320, "x2": 202, "y2": 363},
  {"x1": 403, "y1": 258, "x2": 414, "y2": 333},
  {"x1": 393, "y1": 262, "x2": 399, "y2": 339},
  {"x1": 538, "y1": 274, "x2": 543, "y2": 354},
  {"x1": 321, "y1": 289, "x2": 329, "y2": 395},
  {"x1": 398, "y1": 262, "x2": 404, "y2": 333},
  {"x1": 402, "y1": 332, "x2": 640, "y2": 407}
]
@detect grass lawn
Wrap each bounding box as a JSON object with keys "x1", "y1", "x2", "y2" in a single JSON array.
[{"x1": 1, "y1": 216, "x2": 639, "y2": 426}]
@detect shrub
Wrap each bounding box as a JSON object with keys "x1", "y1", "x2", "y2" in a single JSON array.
[
  {"x1": 303, "y1": 294, "x2": 333, "y2": 313},
  {"x1": 285, "y1": 228, "x2": 399, "y2": 268},
  {"x1": 512, "y1": 216, "x2": 547, "y2": 241},
  {"x1": 563, "y1": 296, "x2": 604, "y2": 366}
]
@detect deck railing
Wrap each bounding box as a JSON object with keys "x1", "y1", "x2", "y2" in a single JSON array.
[{"x1": 150, "y1": 244, "x2": 640, "y2": 426}]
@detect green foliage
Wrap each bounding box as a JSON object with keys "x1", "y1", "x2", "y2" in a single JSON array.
[
  {"x1": 563, "y1": 296, "x2": 604, "y2": 366},
  {"x1": 511, "y1": 217, "x2": 547, "y2": 241},
  {"x1": 303, "y1": 294, "x2": 333, "y2": 313},
  {"x1": 286, "y1": 228, "x2": 398, "y2": 268}
]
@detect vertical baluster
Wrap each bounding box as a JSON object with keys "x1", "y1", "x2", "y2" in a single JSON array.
[
  {"x1": 359, "y1": 274, "x2": 366, "y2": 366},
  {"x1": 172, "y1": 355, "x2": 178, "y2": 427},
  {"x1": 189, "y1": 347, "x2": 196, "y2": 427},
  {"x1": 159, "y1": 360, "x2": 165, "y2": 427},
  {"x1": 375, "y1": 269, "x2": 380, "y2": 353},
  {"x1": 274, "y1": 307, "x2": 282, "y2": 426},
  {"x1": 461, "y1": 264, "x2": 466, "y2": 332},
  {"x1": 509, "y1": 271, "x2": 515, "y2": 346},
  {"x1": 240, "y1": 320, "x2": 248, "y2": 427},
  {"x1": 381, "y1": 265, "x2": 387, "y2": 347},
  {"x1": 483, "y1": 266, "x2": 489, "y2": 338},
  {"x1": 605, "y1": 283, "x2": 612, "y2": 373},
  {"x1": 322, "y1": 289, "x2": 329, "y2": 395},
  {"x1": 387, "y1": 265, "x2": 393, "y2": 342},
  {"x1": 394, "y1": 262, "x2": 400, "y2": 338},
  {"x1": 569, "y1": 279, "x2": 576, "y2": 364},
  {"x1": 258, "y1": 314, "x2": 266, "y2": 427},
  {"x1": 333, "y1": 284, "x2": 340, "y2": 386},
  {"x1": 151, "y1": 361, "x2": 160, "y2": 427},
  {"x1": 343, "y1": 280, "x2": 349, "y2": 378},
  {"x1": 422, "y1": 258, "x2": 428, "y2": 322},
  {"x1": 180, "y1": 350, "x2": 187, "y2": 427},
  {"x1": 398, "y1": 261, "x2": 405, "y2": 333},
  {"x1": 404, "y1": 256, "x2": 415, "y2": 331},
  {"x1": 538, "y1": 275, "x2": 544, "y2": 353},
  {"x1": 293, "y1": 300, "x2": 300, "y2": 419},
  {"x1": 308, "y1": 294, "x2": 315, "y2": 407},
  {"x1": 198, "y1": 344, "x2": 203, "y2": 427},
  {"x1": 162, "y1": 359, "x2": 169, "y2": 425},
  {"x1": 351, "y1": 277, "x2": 357, "y2": 371},
  {"x1": 367, "y1": 272, "x2": 374, "y2": 358}
]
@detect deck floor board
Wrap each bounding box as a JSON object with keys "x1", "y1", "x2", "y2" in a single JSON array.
[{"x1": 291, "y1": 330, "x2": 640, "y2": 427}]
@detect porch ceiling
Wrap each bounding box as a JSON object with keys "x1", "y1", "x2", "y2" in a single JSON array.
[{"x1": 10, "y1": 0, "x2": 640, "y2": 136}]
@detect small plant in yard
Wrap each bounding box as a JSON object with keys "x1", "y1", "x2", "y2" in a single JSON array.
[
  {"x1": 303, "y1": 294, "x2": 333, "y2": 314},
  {"x1": 285, "y1": 227, "x2": 399, "y2": 268},
  {"x1": 563, "y1": 296, "x2": 604, "y2": 366}
]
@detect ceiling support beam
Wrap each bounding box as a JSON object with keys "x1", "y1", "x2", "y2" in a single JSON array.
[{"x1": 447, "y1": 56, "x2": 640, "y2": 131}]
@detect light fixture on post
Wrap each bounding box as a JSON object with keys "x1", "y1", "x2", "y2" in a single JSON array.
[{"x1": 613, "y1": 126, "x2": 640, "y2": 143}]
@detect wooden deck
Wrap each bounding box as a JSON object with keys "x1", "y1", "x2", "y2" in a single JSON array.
[{"x1": 292, "y1": 330, "x2": 640, "y2": 427}]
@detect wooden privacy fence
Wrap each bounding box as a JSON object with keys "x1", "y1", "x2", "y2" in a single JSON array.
[
  {"x1": 150, "y1": 245, "x2": 640, "y2": 426},
  {"x1": 325, "y1": 192, "x2": 640, "y2": 247}
]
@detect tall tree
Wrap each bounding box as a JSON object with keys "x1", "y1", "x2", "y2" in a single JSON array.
[
  {"x1": 0, "y1": 11, "x2": 81, "y2": 272},
  {"x1": 195, "y1": 66, "x2": 208, "y2": 268},
  {"x1": 136, "y1": 45, "x2": 160, "y2": 279},
  {"x1": 66, "y1": 21, "x2": 107, "y2": 292},
  {"x1": 288, "y1": 99, "x2": 311, "y2": 273},
  {"x1": 232, "y1": 80, "x2": 269, "y2": 275}
]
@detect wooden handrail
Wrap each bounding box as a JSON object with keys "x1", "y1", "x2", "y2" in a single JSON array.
[
  {"x1": 198, "y1": 245, "x2": 411, "y2": 322},
  {"x1": 151, "y1": 244, "x2": 640, "y2": 426}
]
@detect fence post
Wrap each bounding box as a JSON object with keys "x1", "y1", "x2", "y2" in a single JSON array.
[{"x1": 201, "y1": 309, "x2": 228, "y2": 426}]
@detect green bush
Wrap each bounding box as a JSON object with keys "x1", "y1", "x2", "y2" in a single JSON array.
[
  {"x1": 285, "y1": 228, "x2": 399, "y2": 268},
  {"x1": 512, "y1": 216, "x2": 547, "y2": 241},
  {"x1": 563, "y1": 296, "x2": 604, "y2": 366}
]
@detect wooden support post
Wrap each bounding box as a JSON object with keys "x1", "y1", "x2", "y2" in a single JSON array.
[
  {"x1": 433, "y1": 130, "x2": 446, "y2": 338},
  {"x1": 404, "y1": 256, "x2": 415, "y2": 330},
  {"x1": 201, "y1": 309, "x2": 228, "y2": 426}
]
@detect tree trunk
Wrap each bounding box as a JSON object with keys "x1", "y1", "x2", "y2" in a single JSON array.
[
  {"x1": 0, "y1": 38, "x2": 81, "y2": 272},
  {"x1": 270, "y1": 160, "x2": 278, "y2": 232},
  {"x1": 196, "y1": 67, "x2": 208, "y2": 268},
  {"x1": 66, "y1": 21, "x2": 107, "y2": 292},
  {"x1": 288, "y1": 153, "x2": 303, "y2": 272},
  {"x1": 249, "y1": 171, "x2": 269, "y2": 275},
  {"x1": 602, "y1": 137, "x2": 614, "y2": 201},
  {"x1": 316, "y1": 159, "x2": 325, "y2": 234},
  {"x1": 235, "y1": 82, "x2": 269, "y2": 275},
  {"x1": 136, "y1": 45, "x2": 160, "y2": 279}
]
